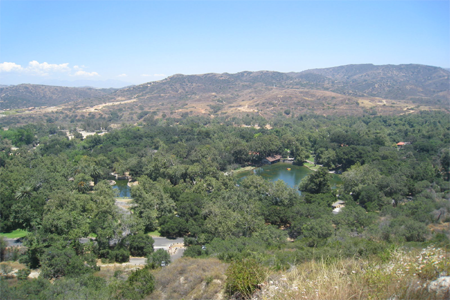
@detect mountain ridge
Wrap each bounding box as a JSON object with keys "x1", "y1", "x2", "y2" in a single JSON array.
[
  {"x1": 0, "y1": 84, "x2": 117, "y2": 110},
  {"x1": 1, "y1": 64, "x2": 449, "y2": 124}
]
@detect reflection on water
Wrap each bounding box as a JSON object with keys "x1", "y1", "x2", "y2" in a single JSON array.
[
  {"x1": 112, "y1": 180, "x2": 131, "y2": 197},
  {"x1": 235, "y1": 163, "x2": 342, "y2": 193}
]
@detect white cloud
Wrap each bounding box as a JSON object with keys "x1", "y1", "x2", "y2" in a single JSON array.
[
  {"x1": 118, "y1": 73, "x2": 127, "y2": 77},
  {"x1": 27, "y1": 60, "x2": 70, "y2": 75},
  {"x1": 0, "y1": 62, "x2": 24, "y2": 72},
  {"x1": 74, "y1": 70, "x2": 99, "y2": 77},
  {"x1": 0, "y1": 61, "x2": 99, "y2": 77}
]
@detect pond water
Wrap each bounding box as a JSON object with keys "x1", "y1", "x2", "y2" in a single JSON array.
[
  {"x1": 234, "y1": 163, "x2": 342, "y2": 193},
  {"x1": 112, "y1": 180, "x2": 131, "y2": 198}
]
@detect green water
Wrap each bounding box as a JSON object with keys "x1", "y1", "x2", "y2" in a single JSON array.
[
  {"x1": 112, "y1": 180, "x2": 131, "y2": 197},
  {"x1": 235, "y1": 163, "x2": 342, "y2": 193}
]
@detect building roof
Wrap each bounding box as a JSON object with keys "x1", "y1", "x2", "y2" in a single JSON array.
[
  {"x1": 265, "y1": 155, "x2": 282, "y2": 162},
  {"x1": 332, "y1": 200, "x2": 345, "y2": 208},
  {"x1": 397, "y1": 142, "x2": 406, "y2": 146}
]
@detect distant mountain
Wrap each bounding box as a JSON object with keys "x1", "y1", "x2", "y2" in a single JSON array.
[
  {"x1": 38, "y1": 79, "x2": 133, "y2": 89},
  {"x1": 1, "y1": 64, "x2": 449, "y2": 121},
  {"x1": 297, "y1": 64, "x2": 450, "y2": 102},
  {"x1": 0, "y1": 84, "x2": 117, "y2": 110},
  {"x1": 108, "y1": 64, "x2": 449, "y2": 107},
  {"x1": 58, "y1": 64, "x2": 441, "y2": 121}
]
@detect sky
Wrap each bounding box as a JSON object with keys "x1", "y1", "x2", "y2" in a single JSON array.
[{"x1": 0, "y1": 0, "x2": 449, "y2": 88}]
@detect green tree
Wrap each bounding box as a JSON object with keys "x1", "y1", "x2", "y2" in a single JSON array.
[
  {"x1": 358, "y1": 185, "x2": 384, "y2": 211},
  {"x1": 159, "y1": 215, "x2": 189, "y2": 238},
  {"x1": 73, "y1": 173, "x2": 93, "y2": 193},
  {"x1": 440, "y1": 148, "x2": 450, "y2": 180},
  {"x1": 299, "y1": 167, "x2": 332, "y2": 194},
  {"x1": 302, "y1": 218, "x2": 334, "y2": 246},
  {"x1": 147, "y1": 249, "x2": 171, "y2": 269},
  {"x1": 116, "y1": 268, "x2": 155, "y2": 300},
  {"x1": 293, "y1": 146, "x2": 310, "y2": 165},
  {"x1": 40, "y1": 247, "x2": 97, "y2": 279},
  {"x1": 0, "y1": 237, "x2": 7, "y2": 262},
  {"x1": 125, "y1": 233, "x2": 154, "y2": 257}
]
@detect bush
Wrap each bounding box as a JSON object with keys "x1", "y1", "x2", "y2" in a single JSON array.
[
  {"x1": 16, "y1": 268, "x2": 31, "y2": 280},
  {"x1": 183, "y1": 245, "x2": 209, "y2": 258},
  {"x1": 40, "y1": 247, "x2": 96, "y2": 279},
  {"x1": 125, "y1": 233, "x2": 154, "y2": 256},
  {"x1": 99, "y1": 248, "x2": 130, "y2": 263},
  {"x1": 0, "y1": 237, "x2": 6, "y2": 262},
  {"x1": 389, "y1": 217, "x2": 428, "y2": 242},
  {"x1": 147, "y1": 249, "x2": 171, "y2": 269},
  {"x1": 225, "y1": 258, "x2": 265, "y2": 299},
  {"x1": 159, "y1": 216, "x2": 189, "y2": 238},
  {"x1": 117, "y1": 268, "x2": 155, "y2": 300}
]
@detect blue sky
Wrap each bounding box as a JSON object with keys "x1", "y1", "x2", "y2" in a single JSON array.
[{"x1": 1, "y1": 0, "x2": 449, "y2": 87}]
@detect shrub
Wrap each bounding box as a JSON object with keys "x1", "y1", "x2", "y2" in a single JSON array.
[
  {"x1": 117, "y1": 268, "x2": 155, "y2": 300},
  {"x1": 40, "y1": 247, "x2": 96, "y2": 279},
  {"x1": 126, "y1": 233, "x2": 154, "y2": 257},
  {"x1": 183, "y1": 245, "x2": 209, "y2": 258},
  {"x1": 99, "y1": 248, "x2": 130, "y2": 263},
  {"x1": 0, "y1": 237, "x2": 6, "y2": 262},
  {"x1": 147, "y1": 249, "x2": 171, "y2": 269},
  {"x1": 225, "y1": 258, "x2": 265, "y2": 299},
  {"x1": 16, "y1": 268, "x2": 31, "y2": 280}
]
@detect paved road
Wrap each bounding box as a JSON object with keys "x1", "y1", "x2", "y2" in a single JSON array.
[
  {"x1": 129, "y1": 257, "x2": 147, "y2": 265},
  {"x1": 171, "y1": 248, "x2": 185, "y2": 261},
  {"x1": 153, "y1": 237, "x2": 184, "y2": 250},
  {"x1": 5, "y1": 238, "x2": 23, "y2": 247}
]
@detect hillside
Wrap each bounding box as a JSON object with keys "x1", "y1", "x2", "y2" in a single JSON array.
[
  {"x1": 298, "y1": 64, "x2": 450, "y2": 103},
  {"x1": 1, "y1": 64, "x2": 449, "y2": 126},
  {"x1": 78, "y1": 64, "x2": 449, "y2": 121},
  {"x1": 0, "y1": 84, "x2": 117, "y2": 110}
]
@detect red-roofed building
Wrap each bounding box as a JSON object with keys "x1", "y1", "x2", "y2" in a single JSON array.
[{"x1": 262, "y1": 155, "x2": 282, "y2": 164}]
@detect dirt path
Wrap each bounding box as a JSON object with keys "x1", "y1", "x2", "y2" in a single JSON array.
[{"x1": 81, "y1": 99, "x2": 137, "y2": 112}]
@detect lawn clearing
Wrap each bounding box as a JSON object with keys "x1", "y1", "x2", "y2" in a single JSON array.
[
  {"x1": 147, "y1": 230, "x2": 161, "y2": 237},
  {"x1": 0, "y1": 229, "x2": 28, "y2": 238}
]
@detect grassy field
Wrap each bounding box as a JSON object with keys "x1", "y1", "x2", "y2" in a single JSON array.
[
  {"x1": 148, "y1": 230, "x2": 161, "y2": 237},
  {"x1": 232, "y1": 166, "x2": 255, "y2": 174},
  {"x1": 303, "y1": 161, "x2": 320, "y2": 171},
  {"x1": 0, "y1": 229, "x2": 28, "y2": 238}
]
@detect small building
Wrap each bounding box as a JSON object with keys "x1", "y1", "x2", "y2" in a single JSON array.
[
  {"x1": 332, "y1": 200, "x2": 345, "y2": 215},
  {"x1": 397, "y1": 142, "x2": 411, "y2": 149},
  {"x1": 262, "y1": 155, "x2": 282, "y2": 164}
]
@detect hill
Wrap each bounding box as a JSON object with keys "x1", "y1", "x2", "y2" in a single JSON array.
[
  {"x1": 1, "y1": 64, "x2": 449, "y2": 126},
  {"x1": 0, "y1": 84, "x2": 117, "y2": 110},
  {"x1": 298, "y1": 64, "x2": 450, "y2": 103},
  {"x1": 87, "y1": 64, "x2": 449, "y2": 120}
]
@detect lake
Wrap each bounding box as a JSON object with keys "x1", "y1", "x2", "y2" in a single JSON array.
[
  {"x1": 234, "y1": 163, "x2": 342, "y2": 193},
  {"x1": 112, "y1": 179, "x2": 131, "y2": 197}
]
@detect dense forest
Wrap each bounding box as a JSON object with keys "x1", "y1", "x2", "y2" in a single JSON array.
[{"x1": 1, "y1": 111, "x2": 449, "y2": 299}]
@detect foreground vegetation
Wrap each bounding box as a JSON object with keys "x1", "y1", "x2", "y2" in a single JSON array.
[{"x1": 0, "y1": 111, "x2": 449, "y2": 299}]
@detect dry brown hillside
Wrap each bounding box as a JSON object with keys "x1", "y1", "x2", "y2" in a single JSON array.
[{"x1": 1, "y1": 64, "x2": 449, "y2": 125}]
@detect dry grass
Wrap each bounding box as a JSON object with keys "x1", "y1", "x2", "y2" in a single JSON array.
[
  {"x1": 94, "y1": 264, "x2": 144, "y2": 282},
  {"x1": 255, "y1": 247, "x2": 450, "y2": 300},
  {"x1": 147, "y1": 257, "x2": 228, "y2": 300}
]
